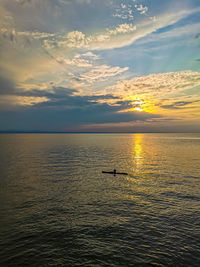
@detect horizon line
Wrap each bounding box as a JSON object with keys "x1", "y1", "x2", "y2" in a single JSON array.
[{"x1": 0, "y1": 131, "x2": 200, "y2": 134}]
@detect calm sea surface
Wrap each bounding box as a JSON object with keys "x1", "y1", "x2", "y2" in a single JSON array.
[{"x1": 0, "y1": 133, "x2": 200, "y2": 266}]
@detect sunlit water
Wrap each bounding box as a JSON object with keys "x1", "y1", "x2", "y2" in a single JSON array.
[{"x1": 0, "y1": 133, "x2": 200, "y2": 266}]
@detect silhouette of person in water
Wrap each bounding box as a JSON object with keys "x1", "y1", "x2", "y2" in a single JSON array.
[{"x1": 114, "y1": 169, "x2": 116, "y2": 176}]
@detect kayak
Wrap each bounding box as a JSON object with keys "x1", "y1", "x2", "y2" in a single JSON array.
[{"x1": 102, "y1": 171, "x2": 128, "y2": 175}]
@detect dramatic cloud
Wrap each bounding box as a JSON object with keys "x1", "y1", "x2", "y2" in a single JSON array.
[
  {"x1": 0, "y1": 85, "x2": 160, "y2": 130},
  {"x1": 0, "y1": 0, "x2": 200, "y2": 132}
]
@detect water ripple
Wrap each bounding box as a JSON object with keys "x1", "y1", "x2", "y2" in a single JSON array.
[{"x1": 0, "y1": 133, "x2": 200, "y2": 266}]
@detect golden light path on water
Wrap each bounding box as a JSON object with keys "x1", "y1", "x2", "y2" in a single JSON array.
[{"x1": 132, "y1": 134, "x2": 144, "y2": 171}]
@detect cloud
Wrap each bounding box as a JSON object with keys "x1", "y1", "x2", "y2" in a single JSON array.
[
  {"x1": 2, "y1": 3, "x2": 199, "y2": 55},
  {"x1": 77, "y1": 51, "x2": 100, "y2": 60},
  {"x1": 0, "y1": 85, "x2": 160, "y2": 131},
  {"x1": 0, "y1": 95, "x2": 48, "y2": 108},
  {"x1": 108, "y1": 71, "x2": 200, "y2": 98},
  {"x1": 0, "y1": 74, "x2": 16, "y2": 95},
  {"x1": 78, "y1": 65, "x2": 129, "y2": 84},
  {"x1": 58, "y1": 0, "x2": 91, "y2": 4},
  {"x1": 108, "y1": 23, "x2": 136, "y2": 35},
  {"x1": 51, "y1": 23, "x2": 137, "y2": 50},
  {"x1": 65, "y1": 30, "x2": 88, "y2": 48},
  {"x1": 134, "y1": 4, "x2": 148, "y2": 15},
  {"x1": 0, "y1": 73, "x2": 51, "y2": 107},
  {"x1": 160, "y1": 100, "x2": 200, "y2": 110},
  {"x1": 136, "y1": 22, "x2": 200, "y2": 46},
  {"x1": 62, "y1": 62, "x2": 130, "y2": 92},
  {"x1": 16, "y1": 0, "x2": 91, "y2": 5},
  {"x1": 42, "y1": 7, "x2": 200, "y2": 51},
  {"x1": 0, "y1": 81, "x2": 160, "y2": 130},
  {"x1": 113, "y1": 3, "x2": 134, "y2": 21},
  {"x1": 58, "y1": 57, "x2": 92, "y2": 67},
  {"x1": 0, "y1": 28, "x2": 56, "y2": 47}
]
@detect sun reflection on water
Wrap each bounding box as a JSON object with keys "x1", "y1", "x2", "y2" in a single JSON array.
[{"x1": 132, "y1": 134, "x2": 144, "y2": 171}]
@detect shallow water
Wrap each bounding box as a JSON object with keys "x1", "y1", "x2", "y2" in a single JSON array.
[{"x1": 0, "y1": 133, "x2": 200, "y2": 266}]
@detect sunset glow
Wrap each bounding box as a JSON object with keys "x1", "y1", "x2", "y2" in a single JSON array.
[
  {"x1": 134, "y1": 107, "x2": 143, "y2": 112},
  {"x1": 0, "y1": 0, "x2": 200, "y2": 132}
]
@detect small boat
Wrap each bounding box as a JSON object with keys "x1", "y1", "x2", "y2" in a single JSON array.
[{"x1": 102, "y1": 170, "x2": 128, "y2": 175}]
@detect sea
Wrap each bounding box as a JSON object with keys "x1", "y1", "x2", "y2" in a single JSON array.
[{"x1": 0, "y1": 133, "x2": 200, "y2": 266}]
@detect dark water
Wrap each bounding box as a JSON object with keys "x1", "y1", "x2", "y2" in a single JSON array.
[{"x1": 0, "y1": 133, "x2": 200, "y2": 266}]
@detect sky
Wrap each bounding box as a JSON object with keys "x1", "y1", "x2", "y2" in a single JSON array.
[{"x1": 0, "y1": 0, "x2": 200, "y2": 132}]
